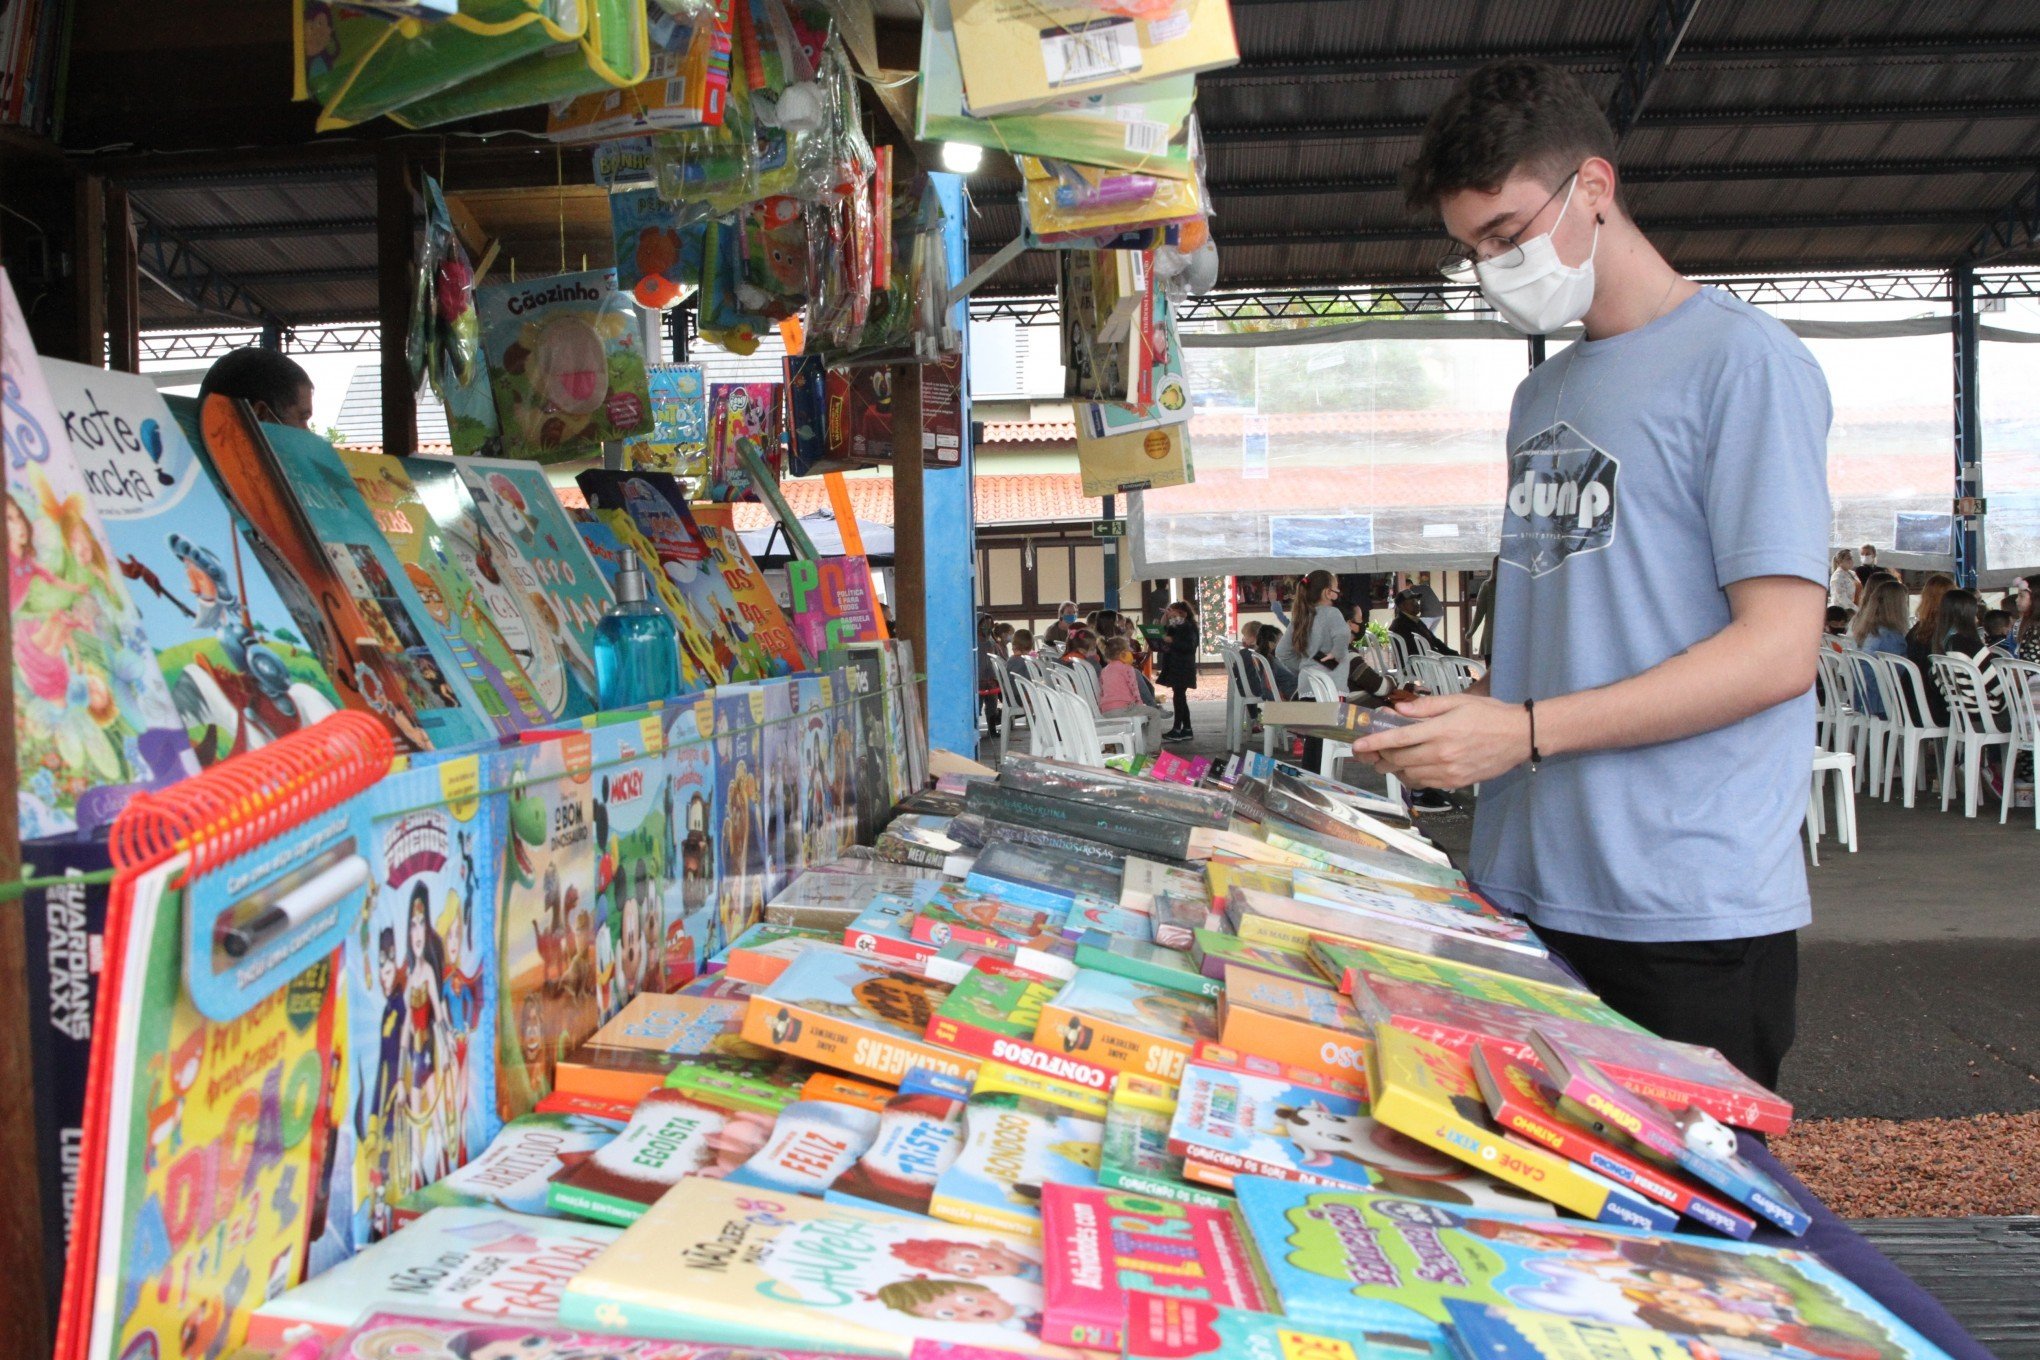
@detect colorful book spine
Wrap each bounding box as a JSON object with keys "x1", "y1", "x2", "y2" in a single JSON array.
[
  {"x1": 1038, "y1": 1184, "x2": 1268, "y2": 1350},
  {"x1": 1218, "y1": 965, "x2": 1372, "y2": 1090},
  {"x1": 923, "y1": 960, "x2": 1115, "y2": 1093},
  {"x1": 1096, "y1": 1098, "x2": 1227, "y2": 1209},
  {"x1": 742, "y1": 978, "x2": 978, "y2": 1088},
  {"x1": 1033, "y1": 977, "x2": 1213, "y2": 1084}
]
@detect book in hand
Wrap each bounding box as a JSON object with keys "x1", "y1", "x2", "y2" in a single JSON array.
[
  {"x1": 1234, "y1": 1178, "x2": 1949, "y2": 1360},
  {"x1": 1528, "y1": 1030, "x2": 1809, "y2": 1235},
  {"x1": 1038, "y1": 1183, "x2": 1268, "y2": 1350},
  {"x1": 1124, "y1": 1293, "x2": 1453, "y2": 1360},
  {"x1": 247, "y1": 1207, "x2": 621, "y2": 1347},
  {"x1": 1468, "y1": 1040, "x2": 1757, "y2": 1240},
  {"x1": 560, "y1": 1175, "x2": 1056, "y2": 1355}
]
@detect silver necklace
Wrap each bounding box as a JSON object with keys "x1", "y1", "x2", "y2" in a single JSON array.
[{"x1": 1550, "y1": 274, "x2": 1683, "y2": 426}]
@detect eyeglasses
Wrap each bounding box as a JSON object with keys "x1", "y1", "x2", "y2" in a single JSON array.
[{"x1": 1437, "y1": 170, "x2": 1578, "y2": 279}]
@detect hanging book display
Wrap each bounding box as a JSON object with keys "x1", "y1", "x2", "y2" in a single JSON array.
[
  {"x1": 5, "y1": 275, "x2": 198, "y2": 837},
  {"x1": 628, "y1": 362, "x2": 711, "y2": 473},
  {"x1": 41, "y1": 359, "x2": 344, "y2": 768},
  {"x1": 476, "y1": 268, "x2": 653, "y2": 463}
]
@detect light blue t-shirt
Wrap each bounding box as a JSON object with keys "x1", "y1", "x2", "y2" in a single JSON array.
[{"x1": 1468, "y1": 287, "x2": 1832, "y2": 943}]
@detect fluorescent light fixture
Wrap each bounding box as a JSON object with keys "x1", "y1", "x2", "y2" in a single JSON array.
[{"x1": 940, "y1": 140, "x2": 984, "y2": 174}]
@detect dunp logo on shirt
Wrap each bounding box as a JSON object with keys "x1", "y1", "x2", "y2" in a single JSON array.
[{"x1": 1501, "y1": 421, "x2": 1620, "y2": 578}]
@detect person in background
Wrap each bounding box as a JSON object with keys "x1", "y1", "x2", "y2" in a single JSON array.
[
  {"x1": 2018, "y1": 586, "x2": 2040, "y2": 663},
  {"x1": 1853, "y1": 543, "x2": 1882, "y2": 590},
  {"x1": 198, "y1": 346, "x2": 316, "y2": 428},
  {"x1": 1250, "y1": 626, "x2": 1282, "y2": 702},
  {"x1": 976, "y1": 616, "x2": 1003, "y2": 733},
  {"x1": 1008, "y1": 628, "x2": 1038, "y2": 678},
  {"x1": 1044, "y1": 602, "x2": 1079, "y2": 650},
  {"x1": 1412, "y1": 571, "x2": 1446, "y2": 637},
  {"x1": 1903, "y1": 572, "x2": 1957, "y2": 679},
  {"x1": 991, "y1": 622, "x2": 1014, "y2": 660},
  {"x1": 1098, "y1": 636, "x2": 1167, "y2": 752},
  {"x1": 1984, "y1": 610, "x2": 2016, "y2": 654},
  {"x1": 1063, "y1": 627, "x2": 1101, "y2": 672},
  {"x1": 1823, "y1": 606, "x2": 1850, "y2": 640},
  {"x1": 1922, "y1": 588, "x2": 1998, "y2": 734},
  {"x1": 1469, "y1": 556, "x2": 1499, "y2": 662},
  {"x1": 1848, "y1": 579, "x2": 1908, "y2": 720},
  {"x1": 1827, "y1": 549, "x2": 1858, "y2": 611},
  {"x1": 2005, "y1": 577, "x2": 2030, "y2": 619},
  {"x1": 1272, "y1": 570, "x2": 1348, "y2": 697},
  {"x1": 1390, "y1": 586, "x2": 1460, "y2": 658},
  {"x1": 1157, "y1": 600, "x2": 1200, "y2": 743}
]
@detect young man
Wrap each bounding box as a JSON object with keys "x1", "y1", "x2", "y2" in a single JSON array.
[
  {"x1": 1390, "y1": 586, "x2": 1459, "y2": 659},
  {"x1": 197, "y1": 346, "x2": 317, "y2": 428},
  {"x1": 1353, "y1": 59, "x2": 1830, "y2": 1090},
  {"x1": 1853, "y1": 544, "x2": 1881, "y2": 588}
]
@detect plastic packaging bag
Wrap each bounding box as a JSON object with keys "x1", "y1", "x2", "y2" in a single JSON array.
[
  {"x1": 295, "y1": 0, "x2": 583, "y2": 131},
  {"x1": 477, "y1": 269, "x2": 653, "y2": 462},
  {"x1": 610, "y1": 188, "x2": 710, "y2": 308},
  {"x1": 392, "y1": 0, "x2": 649, "y2": 126}
]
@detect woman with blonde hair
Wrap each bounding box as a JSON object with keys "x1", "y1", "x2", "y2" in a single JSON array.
[{"x1": 1849, "y1": 577, "x2": 1909, "y2": 719}]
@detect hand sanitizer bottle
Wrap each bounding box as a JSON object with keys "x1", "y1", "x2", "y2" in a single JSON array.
[{"x1": 594, "y1": 555, "x2": 681, "y2": 708}]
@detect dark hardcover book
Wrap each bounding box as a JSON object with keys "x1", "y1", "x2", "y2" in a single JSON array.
[
  {"x1": 996, "y1": 755, "x2": 1233, "y2": 829},
  {"x1": 965, "y1": 782, "x2": 1195, "y2": 859},
  {"x1": 968, "y1": 840, "x2": 1126, "y2": 907},
  {"x1": 19, "y1": 834, "x2": 114, "y2": 1321},
  {"x1": 978, "y1": 817, "x2": 1159, "y2": 868}
]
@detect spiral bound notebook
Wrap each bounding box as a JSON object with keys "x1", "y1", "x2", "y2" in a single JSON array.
[{"x1": 56, "y1": 712, "x2": 396, "y2": 1360}]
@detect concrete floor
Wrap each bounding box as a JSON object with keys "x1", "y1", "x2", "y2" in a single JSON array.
[{"x1": 981, "y1": 697, "x2": 2040, "y2": 1122}]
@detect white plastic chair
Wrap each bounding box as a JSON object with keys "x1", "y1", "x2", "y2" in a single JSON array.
[
  {"x1": 1930, "y1": 654, "x2": 2010, "y2": 818},
  {"x1": 1035, "y1": 675, "x2": 1135, "y2": 765},
  {"x1": 1836, "y1": 647, "x2": 1892, "y2": 794},
  {"x1": 1015, "y1": 677, "x2": 1066, "y2": 761},
  {"x1": 1043, "y1": 660, "x2": 1146, "y2": 752},
  {"x1": 1217, "y1": 640, "x2": 1250, "y2": 752},
  {"x1": 1806, "y1": 748, "x2": 1857, "y2": 865},
  {"x1": 1876, "y1": 654, "x2": 1947, "y2": 808},
  {"x1": 990, "y1": 655, "x2": 1029, "y2": 760},
  {"x1": 1991, "y1": 656, "x2": 2039, "y2": 828},
  {"x1": 1296, "y1": 662, "x2": 1341, "y2": 701},
  {"x1": 1817, "y1": 650, "x2": 1868, "y2": 783}
]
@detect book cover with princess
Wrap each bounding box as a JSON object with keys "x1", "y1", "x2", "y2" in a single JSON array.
[
  {"x1": 560, "y1": 1176, "x2": 1055, "y2": 1356},
  {"x1": 340, "y1": 754, "x2": 505, "y2": 1250},
  {"x1": 6, "y1": 274, "x2": 197, "y2": 837},
  {"x1": 402, "y1": 457, "x2": 595, "y2": 725},
  {"x1": 244, "y1": 420, "x2": 497, "y2": 749},
  {"x1": 1234, "y1": 1178, "x2": 1951, "y2": 1360},
  {"x1": 455, "y1": 457, "x2": 610, "y2": 709},
  {"x1": 662, "y1": 693, "x2": 722, "y2": 983},
  {"x1": 41, "y1": 358, "x2": 341, "y2": 767},
  {"x1": 340, "y1": 448, "x2": 550, "y2": 735},
  {"x1": 715, "y1": 683, "x2": 773, "y2": 944},
  {"x1": 591, "y1": 715, "x2": 674, "y2": 1015},
  {"x1": 496, "y1": 737, "x2": 602, "y2": 1120}
]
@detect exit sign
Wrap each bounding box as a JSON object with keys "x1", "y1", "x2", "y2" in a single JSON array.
[{"x1": 1092, "y1": 520, "x2": 1128, "y2": 539}]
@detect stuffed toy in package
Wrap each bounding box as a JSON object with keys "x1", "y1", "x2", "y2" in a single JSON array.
[{"x1": 477, "y1": 268, "x2": 653, "y2": 463}]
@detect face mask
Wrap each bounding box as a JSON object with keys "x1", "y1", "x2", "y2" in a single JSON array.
[{"x1": 1474, "y1": 175, "x2": 1599, "y2": 336}]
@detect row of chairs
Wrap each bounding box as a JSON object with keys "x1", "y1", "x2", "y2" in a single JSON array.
[{"x1": 986, "y1": 652, "x2": 1150, "y2": 763}]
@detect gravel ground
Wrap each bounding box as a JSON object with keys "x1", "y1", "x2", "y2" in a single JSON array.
[{"x1": 1774, "y1": 1112, "x2": 2040, "y2": 1218}]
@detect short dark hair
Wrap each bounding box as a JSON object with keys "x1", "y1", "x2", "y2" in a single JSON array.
[
  {"x1": 199, "y1": 346, "x2": 312, "y2": 412},
  {"x1": 1403, "y1": 59, "x2": 1618, "y2": 213}
]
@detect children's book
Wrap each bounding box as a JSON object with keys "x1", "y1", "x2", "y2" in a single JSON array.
[
  {"x1": 330, "y1": 1311, "x2": 871, "y2": 1360},
  {"x1": 794, "y1": 673, "x2": 848, "y2": 872},
  {"x1": 966, "y1": 840, "x2": 1125, "y2": 913},
  {"x1": 1062, "y1": 898, "x2": 1156, "y2": 939},
  {"x1": 1035, "y1": 967, "x2": 1219, "y2": 1083},
  {"x1": 1075, "y1": 930, "x2": 1222, "y2": 999},
  {"x1": 1314, "y1": 936, "x2": 1622, "y2": 1025},
  {"x1": 394, "y1": 1110, "x2": 625, "y2": 1225},
  {"x1": 930, "y1": 1076, "x2": 1106, "y2": 1237},
  {"x1": 1230, "y1": 885, "x2": 1543, "y2": 960},
  {"x1": 1366, "y1": 1025, "x2": 1676, "y2": 1231},
  {"x1": 1264, "y1": 772, "x2": 1449, "y2": 867},
  {"x1": 723, "y1": 1095, "x2": 885, "y2": 1198},
  {"x1": 625, "y1": 361, "x2": 708, "y2": 473},
  {"x1": 345, "y1": 755, "x2": 504, "y2": 1246},
  {"x1": 1097, "y1": 1096, "x2": 1227, "y2": 1209},
  {"x1": 845, "y1": 887, "x2": 941, "y2": 963},
  {"x1": 590, "y1": 716, "x2": 674, "y2": 1012},
  {"x1": 1528, "y1": 1031, "x2": 1809, "y2": 1234},
  {"x1": 1260, "y1": 818, "x2": 1470, "y2": 893},
  {"x1": 822, "y1": 645, "x2": 897, "y2": 837},
  {"x1": 664, "y1": 693, "x2": 722, "y2": 981},
  {"x1": 590, "y1": 986, "x2": 773, "y2": 1062},
  {"x1": 1233, "y1": 1178, "x2": 1952, "y2": 1360},
  {"x1": 43, "y1": 359, "x2": 342, "y2": 767},
  {"x1": 246, "y1": 421, "x2": 501, "y2": 745},
  {"x1": 1121, "y1": 856, "x2": 1211, "y2": 949},
  {"x1": 1469, "y1": 1041, "x2": 1757, "y2": 1240},
  {"x1": 247, "y1": 1207, "x2": 621, "y2": 1347},
  {"x1": 1442, "y1": 1300, "x2": 1713, "y2": 1360},
  {"x1": 926, "y1": 958, "x2": 1116, "y2": 1093},
  {"x1": 744, "y1": 947, "x2": 977, "y2": 1086},
  {"x1": 547, "y1": 1087, "x2": 775, "y2": 1224},
  {"x1": 340, "y1": 447, "x2": 550, "y2": 734},
  {"x1": 828, "y1": 1068, "x2": 971, "y2": 1215},
  {"x1": 454, "y1": 457, "x2": 611, "y2": 701},
  {"x1": 561, "y1": 1175, "x2": 1054, "y2": 1355},
  {"x1": 1038, "y1": 1184, "x2": 1267, "y2": 1350},
  {"x1": 579, "y1": 469, "x2": 760, "y2": 680},
  {"x1": 914, "y1": 882, "x2": 1070, "y2": 953},
  {"x1": 1124, "y1": 1294, "x2": 1451, "y2": 1360},
  {"x1": 9, "y1": 283, "x2": 197, "y2": 835},
  {"x1": 716, "y1": 683, "x2": 774, "y2": 945},
  {"x1": 1218, "y1": 964, "x2": 1372, "y2": 1087},
  {"x1": 1192, "y1": 928, "x2": 1326, "y2": 989},
  {"x1": 1167, "y1": 1049, "x2": 1549, "y2": 1215},
  {"x1": 705, "y1": 381, "x2": 784, "y2": 502},
  {"x1": 1303, "y1": 920, "x2": 1584, "y2": 994},
  {"x1": 1286, "y1": 871, "x2": 1538, "y2": 951},
  {"x1": 722, "y1": 921, "x2": 843, "y2": 985},
  {"x1": 761, "y1": 674, "x2": 803, "y2": 896},
  {"x1": 704, "y1": 522, "x2": 810, "y2": 676},
  {"x1": 496, "y1": 738, "x2": 603, "y2": 1119},
  {"x1": 405, "y1": 456, "x2": 603, "y2": 722}
]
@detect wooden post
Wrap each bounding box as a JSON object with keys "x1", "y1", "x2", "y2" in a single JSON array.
[
  {"x1": 106, "y1": 184, "x2": 141, "y2": 373},
  {"x1": 376, "y1": 144, "x2": 418, "y2": 456},
  {"x1": 891, "y1": 362, "x2": 927, "y2": 666},
  {"x1": 71, "y1": 174, "x2": 107, "y2": 366}
]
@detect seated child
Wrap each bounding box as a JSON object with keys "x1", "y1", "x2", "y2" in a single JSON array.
[{"x1": 1097, "y1": 636, "x2": 1168, "y2": 753}]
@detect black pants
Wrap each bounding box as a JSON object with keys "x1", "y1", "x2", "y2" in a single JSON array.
[
  {"x1": 1170, "y1": 686, "x2": 1191, "y2": 731},
  {"x1": 1532, "y1": 925, "x2": 1799, "y2": 1092}
]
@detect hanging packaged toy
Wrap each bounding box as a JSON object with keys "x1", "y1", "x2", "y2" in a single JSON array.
[
  {"x1": 477, "y1": 269, "x2": 653, "y2": 463},
  {"x1": 610, "y1": 188, "x2": 709, "y2": 309},
  {"x1": 695, "y1": 219, "x2": 778, "y2": 355},
  {"x1": 548, "y1": 0, "x2": 733, "y2": 143},
  {"x1": 735, "y1": 194, "x2": 809, "y2": 320},
  {"x1": 392, "y1": 0, "x2": 650, "y2": 127},
  {"x1": 418, "y1": 176, "x2": 501, "y2": 455},
  {"x1": 295, "y1": 0, "x2": 586, "y2": 131}
]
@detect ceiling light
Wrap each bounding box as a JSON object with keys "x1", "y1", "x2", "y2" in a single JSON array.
[{"x1": 941, "y1": 141, "x2": 984, "y2": 175}]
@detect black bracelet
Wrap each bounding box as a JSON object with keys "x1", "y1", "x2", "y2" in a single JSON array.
[{"x1": 1524, "y1": 698, "x2": 1541, "y2": 771}]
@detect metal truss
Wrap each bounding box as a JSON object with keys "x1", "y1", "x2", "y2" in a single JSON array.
[
  {"x1": 1607, "y1": 0, "x2": 1707, "y2": 139},
  {"x1": 138, "y1": 323, "x2": 381, "y2": 361},
  {"x1": 1966, "y1": 169, "x2": 2040, "y2": 264},
  {"x1": 134, "y1": 218, "x2": 280, "y2": 328}
]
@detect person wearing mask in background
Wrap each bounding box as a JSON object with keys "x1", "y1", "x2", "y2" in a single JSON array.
[
  {"x1": 1098, "y1": 637, "x2": 1167, "y2": 752},
  {"x1": 198, "y1": 346, "x2": 317, "y2": 428},
  {"x1": 1823, "y1": 607, "x2": 1850, "y2": 640},
  {"x1": 1044, "y1": 602, "x2": 1079, "y2": 650},
  {"x1": 1413, "y1": 571, "x2": 1446, "y2": 637},
  {"x1": 1827, "y1": 549, "x2": 1858, "y2": 611},
  {"x1": 1853, "y1": 544, "x2": 1881, "y2": 591},
  {"x1": 1358, "y1": 58, "x2": 1831, "y2": 1090},
  {"x1": 1390, "y1": 586, "x2": 1460, "y2": 658},
  {"x1": 1157, "y1": 600, "x2": 1200, "y2": 743},
  {"x1": 1469, "y1": 556, "x2": 1499, "y2": 662},
  {"x1": 1272, "y1": 570, "x2": 1348, "y2": 698},
  {"x1": 1849, "y1": 578, "x2": 1909, "y2": 721}
]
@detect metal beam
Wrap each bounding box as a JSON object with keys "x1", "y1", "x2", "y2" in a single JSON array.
[
  {"x1": 171, "y1": 216, "x2": 376, "y2": 242},
  {"x1": 1607, "y1": 0, "x2": 1707, "y2": 139},
  {"x1": 215, "y1": 266, "x2": 380, "y2": 286},
  {"x1": 1952, "y1": 264, "x2": 1982, "y2": 587},
  {"x1": 1964, "y1": 169, "x2": 2040, "y2": 263},
  {"x1": 1194, "y1": 157, "x2": 2038, "y2": 200},
  {"x1": 138, "y1": 323, "x2": 383, "y2": 361},
  {"x1": 133, "y1": 218, "x2": 283, "y2": 329}
]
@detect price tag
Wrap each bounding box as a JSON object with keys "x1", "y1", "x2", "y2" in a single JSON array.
[{"x1": 1041, "y1": 18, "x2": 1141, "y2": 87}]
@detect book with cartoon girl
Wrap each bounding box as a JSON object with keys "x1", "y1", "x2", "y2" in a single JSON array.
[{"x1": 559, "y1": 1176, "x2": 1058, "y2": 1356}]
